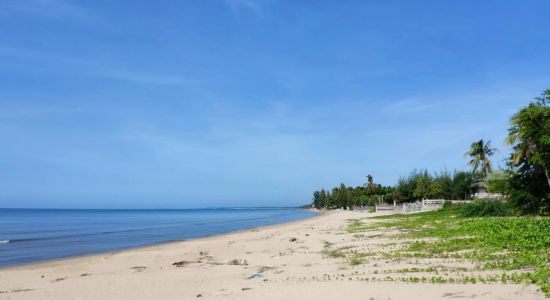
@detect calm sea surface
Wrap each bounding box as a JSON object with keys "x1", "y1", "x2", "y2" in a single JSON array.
[{"x1": 0, "y1": 208, "x2": 317, "y2": 267}]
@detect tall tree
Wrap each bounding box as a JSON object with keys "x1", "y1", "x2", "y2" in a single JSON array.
[
  {"x1": 366, "y1": 174, "x2": 377, "y2": 195},
  {"x1": 319, "y1": 189, "x2": 327, "y2": 208},
  {"x1": 465, "y1": 139, "x2": 497, "y2": 178},
  {"x1": 312, "y1": 190, "x2": 321, "y2": 208},
  {"x1": 505, "y1": 90, "x2": 550, "y2": 189},
  {"x1": 339, "y1": 183, "x2": 348, "y2": 208}
]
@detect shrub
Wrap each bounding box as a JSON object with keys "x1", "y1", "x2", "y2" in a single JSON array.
[
  {"x1": 459, "y1": 200, "x2": 512, "y2": 217},
  {"x1": 441, "y1": 200, "x2": 457, "y2": 211},
  {"x1": 508, "y1": 190, "x2": 550, "y2": 215}
]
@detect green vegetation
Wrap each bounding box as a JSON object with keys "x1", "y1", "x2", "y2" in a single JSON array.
[
  {"x1": 349, "y1": 256, "x2": 365, "y2": 266},
  {"x1": 464, "y1": 139, "x2": 497, "y2": 178},
  {"x1": 321, "y1": 248, "x2": 346, "y2": 258},
  {"x1": 458, "y1": 200, "x2": 512, "y2": 217},
  {"x1": 312, "y1": 175, "x2": 395, "y2": 209},
  {"x1": 396, "y1": 169, "x2": 473, "y2": 201},
  {"x1": 505, "y1": 90, "x2": 550, "y2": 214},
  {"x1": 347, "y1": 219, "x2": 370, "y2": 233},
  {"x1": 367, "y1": 208, "x2": 550, "y2": 295},
  {"x1": 312, "y1": 88, "x2": 549, "y2": 215}
]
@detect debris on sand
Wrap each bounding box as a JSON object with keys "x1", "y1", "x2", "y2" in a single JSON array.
[
  {"x1": 172, "y1": 261, "x2": 191, "y2": 267},
  {"x1": 228, "y1": 259, "x2": 248, "y2": 266},
  {"x1": 257, "y1": 266, "x2": 276, "y2": 273},
  {"x1": 247, "y1": 273, "x2": 264, "y2": 279}
]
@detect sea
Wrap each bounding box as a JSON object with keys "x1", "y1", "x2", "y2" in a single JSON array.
[{"x1": 0, "y1": 208, "x2": 317, "y2": 268}]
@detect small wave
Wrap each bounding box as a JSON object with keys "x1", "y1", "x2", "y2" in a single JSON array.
[{"x1": 0, "y1": 240, "x2": 9, "y2": 245}]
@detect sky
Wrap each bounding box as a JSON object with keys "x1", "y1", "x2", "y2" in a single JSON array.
[{"x1": 1, "y1": 0, "x2": 549, "y2": 208}]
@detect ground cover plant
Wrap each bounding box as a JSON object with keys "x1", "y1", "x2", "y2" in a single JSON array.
[{"x1": 362, "y1": 206, "x2": 550, "y2": 295}]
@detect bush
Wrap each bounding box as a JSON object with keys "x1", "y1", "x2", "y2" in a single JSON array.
[
  {"x1": 508, "y1": 190, "x2": 550, "y2": 215},
  {"x1": 459, "y1": 200, "x2": 512, "y2": 217},
  {"x1": 441, "y1": 200, "x2": 456, "y2": 211}
]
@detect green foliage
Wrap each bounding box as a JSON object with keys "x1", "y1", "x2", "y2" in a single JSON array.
[
  {"x1": 310, "y1": 89, "x2": 549, "y2": 214},
  {"x1": 312, "y1": 190, "x2": 321, "y2": 209},
  {"x1": 370, "y1": 209, "x2": 550, "y2": 295},
  {"x1": 485, "y1": 171, "x2": 510, "y2": 194},
  {"x1": 412, "y1": 170, "x2": 440, "y2": 199},
  {"x1": 396, "y1": 169, "x2": 473, "y2": 202},
  {"x1": 319, "y1": 189, "x2": 328, "y2": 208},
  {"x1": 347, "y1": 219, "x2": 370, "y2": 233},
  {"x1": 321, "y1": 248, "x2": 346, "y2": 258},
  {"x1": 465, "y1": 139, "x2": 497, "y2": 178},
  {"x1": 504, "y1": 90, "x2": 550, "y2": 214},
  {"x1": 458, "y1": 200, "x2": 512, "y2": 217},
  {"x1": 441, "y1": 200, "x2": 456, "y2": 211},
  {"x1": 349, "y1": 256, "x2": 365, "y2": 266},
  {"x1": 312, "y1": 175, "x2": 395, "y2": 209},
  {"x1": 508, "y1": 190, "x2": 548, "y2": 215}
]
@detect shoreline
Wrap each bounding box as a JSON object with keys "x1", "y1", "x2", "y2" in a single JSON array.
[
  {"x1": 0, "y1": 209, "x2": 324, "y2": 271},
  {"x1": 0, "y1": 210, "x2": 544, "y2": 300}
]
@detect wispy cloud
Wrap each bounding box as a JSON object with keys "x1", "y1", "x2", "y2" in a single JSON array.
[
  {"x1": 0, "y1": 46, "x2": 197, "y2": 86},
  {"x1": 382, "y1": 98, "x2": 441, "y2": 115}
]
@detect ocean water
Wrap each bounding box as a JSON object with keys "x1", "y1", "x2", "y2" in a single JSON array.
[{"x1": 0, "y1": 208, "x2": 317, "y2": 267}]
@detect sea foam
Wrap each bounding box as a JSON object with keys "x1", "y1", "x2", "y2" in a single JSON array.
[{"x1": 0, "y1": 240, "x2": 9, "y2": 245}]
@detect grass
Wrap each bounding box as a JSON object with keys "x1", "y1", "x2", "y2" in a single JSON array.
[
  {"x1": 349, "y1": 256, "x2": 365, "y2": 266},
  {"x1": 362, "y1": 207, "x2": 550, "y2": 296},
  {"x1": 321, "y1": 248, "x2": 346, "y2": 258},
  {"x1": 347, "y1": 219, "x2": 370, "y2": 233}
]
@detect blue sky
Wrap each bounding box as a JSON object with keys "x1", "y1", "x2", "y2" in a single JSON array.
[{"x1": 1, "y1": 0, "x2": 549, "y2": 208}]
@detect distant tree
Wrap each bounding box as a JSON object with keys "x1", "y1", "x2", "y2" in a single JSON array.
[
  {"x1": 319, "y1": 189, "x2": 328, "y2": 208},
  {"x1": 312, "y1": 190, "x2": 321, "y2": 209},
  {"x1": 452, "y1": 171, "x2": 474, "y2": 200},
  {"x1": 366, "y1": 175, "x2": 377, "y2": 195},
  {"x1": 413, "y1": 170, "x2": 439, "y2": 199},
  {"x1": 396, "y1": 172, "x2": 416, "y2": 201},
  {"x1": 485, "y1": 171, "x2": 510, "y2": 194},
  {"x1": 394, "y1": 191, "x2": 401, "y2": 203},
  {"x1": 465, "y1": 139, "x2": 497, "y2": 178},
  {"x1": 339, "y1": 183, "x2": 348, "y2": 208},
  {"x1": 326, "y1": 190, "x2": 335, "y2": 208},
  {"x1": 435, "y1": 170, "x2": 453, "y2": 199}
]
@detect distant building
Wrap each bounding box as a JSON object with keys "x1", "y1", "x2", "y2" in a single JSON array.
[{"x1": 471, "y1": 181, "x2": 504, "y2": 200}]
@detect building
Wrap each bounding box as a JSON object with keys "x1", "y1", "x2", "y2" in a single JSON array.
[{"x1": 471, "y1": 181, "x2": 504, "y2": 200}]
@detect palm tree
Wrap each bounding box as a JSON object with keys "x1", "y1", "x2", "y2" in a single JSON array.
[
  {"x1": 366, "y1": 174, "x2": 377, "y2": 195},
  {"x1": 465, "y1": 139, "x2": 497, "y2": 178},
  {"x1": 505, "y1": 90, "x2": 550, "y2": 188}
]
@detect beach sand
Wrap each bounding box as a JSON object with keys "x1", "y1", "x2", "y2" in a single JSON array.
[{"x1": 0, "y1": 210, "x2": 545, "y2": 300}]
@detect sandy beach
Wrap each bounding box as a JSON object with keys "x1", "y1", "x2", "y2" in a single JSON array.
[{"x1": 0, "y1": 210, "x2": 545, "y2": 300}]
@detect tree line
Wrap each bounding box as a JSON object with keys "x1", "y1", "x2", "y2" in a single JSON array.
[{"x1": 312, "y1": 89, "x2": 550, "y2": 214}]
